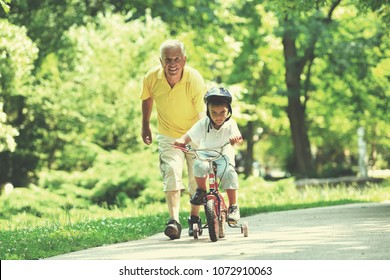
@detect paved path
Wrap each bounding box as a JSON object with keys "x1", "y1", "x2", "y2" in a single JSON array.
[{"x1": 47, "y1": 202, "x2": 390, "y2": 260}]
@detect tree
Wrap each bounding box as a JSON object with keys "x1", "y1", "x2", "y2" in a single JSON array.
[
  {"x1": 0, "y1": 11, "x2": 19, "y2": 155},
  {"x1": 226, "y1": 2, "x2": 289, "y2": 176},
  {"x1": 0, "y1": 19, "x2": 39, "y2": 185},
  {"x1": 2, "y1": 0, "x2": 114, "y2": 66},
  {"x1": 308, "y1": 3, "x2": 390, "y2": 175},
  {"x1": 30, "y1": 12, "x2": 170, "y2": 170},
  {"x1": 266, "y1": 1, "x2": 342, "y2": 177},
  {"x1": 2, "y1": 0, "x2": 388, "y2": 183},
  {"x1": 259, "y1": 0, "x2": 389, "y2": 177}
]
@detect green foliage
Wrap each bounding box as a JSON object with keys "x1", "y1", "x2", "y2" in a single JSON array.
[
  {"x1": 0, "y1": 19, "x2": 38, "y2": 95},
  {"x1": 0, "y1": 19, "x2": 39, "y2": 185},
  {"x1": 28, "y1": 12, "x2": 168, "y2": 173},
  {"x1": 51, "y1": 142, "x2": 99, "y2": 171},
  {"x1": 90, "y1": 149, "x2": 161, "y2": 206},
  {"x1": 56, "y1": 12, "x2": 167, "y2": 151},
  {"x1": 39, "y1": 169, "x2": 96, "y2": 192},
  {"x1": 0, "y1": 0, "x2": 10, "y2": 13},
  {"x1": 0, "y1": 184, "x2": 90, "y2": 226},
  {"x1": 0, "y1": 102, "x2": 18, "y2": 152},
  {"x1": 0, "y1": 0, "x2": 389, "y2": 190},
  {"x1": 0, "y1": 215, "x2": 165, "y2": 260},
  {"x1": 253, "y1": 0, "x2": 389, "y2": 175},
  {"x1": 1, "y1": 12, "x2": 170, "y2": 185},
  {"x1": 2, "y1": 0, "x2": 116, "y2": 63},
  {"x1": 304, "y1": 4, "x2": 390, "y2": 174},
  {"x1": 38, "y1": 146, "x2": 162, "y2": 207}
]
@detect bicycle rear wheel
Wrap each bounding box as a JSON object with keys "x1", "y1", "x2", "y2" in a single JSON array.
[{"x1": 205, "y1": 199, "x2": 219, "y2": 242}]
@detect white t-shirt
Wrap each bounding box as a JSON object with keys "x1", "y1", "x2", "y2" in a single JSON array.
[{"x1": 187, "y1": 117, "x2": 241, "y2": 165}]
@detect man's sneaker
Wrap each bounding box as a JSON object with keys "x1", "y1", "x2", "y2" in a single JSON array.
[
  {"x1": 188, "y1": 215, "x2": 203, "y2": 236},
  {"x1": 164, "y1": 219, "x2": 182, "y2": 240},
  {"x1": 190, "y1": 188, "x2": 206, "y2": 205},
  {"x1": 228, "y1": 205, "x2": 240, "y2": 223}
]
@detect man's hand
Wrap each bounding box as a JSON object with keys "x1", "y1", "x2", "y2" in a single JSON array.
[{"x1": 142, "y1": 126, "x2": 152, "y2": 145}]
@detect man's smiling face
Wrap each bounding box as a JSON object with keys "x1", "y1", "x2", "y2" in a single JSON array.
[{"x1": 160, "y1": 46, "x2": 186, "y2": 79}]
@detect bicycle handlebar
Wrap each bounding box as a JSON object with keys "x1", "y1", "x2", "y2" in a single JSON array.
[{"x1": 174, "y1": 141, "x2": 230, "y2": 162}]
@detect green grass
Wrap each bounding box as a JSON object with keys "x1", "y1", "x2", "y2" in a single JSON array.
[
  {"x1": 1, "y1": 176, "x2": 389, "y2": 260},
  {"x1": 0, "y1": 215, "x2": 164, "y2": 260}
]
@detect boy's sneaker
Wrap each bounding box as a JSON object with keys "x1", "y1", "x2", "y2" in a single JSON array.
[
  {"x1": 228, "y1": 205, "x2": 240, "y2": 223},
  {"x1": 190, "y1": 188, "x2": 206, "y2": 205},
  {"x1": 164, "y1": 219, "x2": 182, "y2": 240},
  {"x1": 188, "y1": 215, "x2": 203, "y2": 236}
]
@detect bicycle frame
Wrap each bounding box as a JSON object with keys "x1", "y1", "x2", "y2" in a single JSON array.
[
  {"x1": 175, "y1": 142, "x2": 231, "y2": 241},
  {"x1": 175, "y1": 142, "x2": 248, "y2": 240},
  {"x1": 205, "y1": 159, "x2": 227, "y2": 222}
]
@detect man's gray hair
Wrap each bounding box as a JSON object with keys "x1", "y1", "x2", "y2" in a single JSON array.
[{"x1": 159, "y1": 39, "x2": 186, "y2": 57}]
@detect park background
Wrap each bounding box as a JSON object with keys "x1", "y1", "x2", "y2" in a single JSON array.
[{"x1": 0, "y1": 0, "x2": 389, "y2": 259}]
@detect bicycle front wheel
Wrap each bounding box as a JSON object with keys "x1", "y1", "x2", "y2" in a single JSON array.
[{"x1": 205, "y1": 199, "x2": 219, "y2": 242}]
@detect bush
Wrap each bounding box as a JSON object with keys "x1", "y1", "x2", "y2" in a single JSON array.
[
  {"x1": 39, "y1": 169, "x2": 99, "y2": 190},
  {"x1": 0, "y1": 184, "x2": 87, "y2": 222},
  {"x1": 53, "y1": 142, "x2": 99, "y2": 171},
  {"x1": 38, "y1": 143, "x2": 161, "y2": 207},
  {"x1": 89, "y1": 149, "x2": 161, "y2": 207},
  {"x1": 91, "y1": 173, "x2": 147, "y2": 206}
]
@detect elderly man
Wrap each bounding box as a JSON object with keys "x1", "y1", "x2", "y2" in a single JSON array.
[{"x1": 140, "y1": 39, "x2": 206, "y2": 240}]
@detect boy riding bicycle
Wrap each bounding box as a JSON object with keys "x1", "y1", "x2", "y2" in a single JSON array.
[{"x1": 174, "y1": 87, "x2": 243, "y2": 233}]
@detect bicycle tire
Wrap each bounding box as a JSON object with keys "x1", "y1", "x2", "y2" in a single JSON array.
[{"x1": 205, "y1": 199, "x2": 219, "y2": 242}]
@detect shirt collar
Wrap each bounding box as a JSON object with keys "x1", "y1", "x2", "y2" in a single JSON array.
[{"x1": 207, "y1": 117, "x2": 231, "y2": 132}]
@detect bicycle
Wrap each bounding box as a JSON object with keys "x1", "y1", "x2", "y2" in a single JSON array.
[{"x1": 175, "y1": 142, "x2": 249, "y2": 242}]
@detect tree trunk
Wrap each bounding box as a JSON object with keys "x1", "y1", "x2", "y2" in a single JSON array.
[{"x1": 283, "y1": 28, "x2": 315, "y2": 178}]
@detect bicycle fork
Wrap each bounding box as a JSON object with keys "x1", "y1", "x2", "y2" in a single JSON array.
[{"x1": 206, "y1": 163, "x2": 227, "y2": 218}]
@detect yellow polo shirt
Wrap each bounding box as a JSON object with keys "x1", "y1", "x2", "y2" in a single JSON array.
[{"x1": 140, "y1": 65, "x2": 206, "y2": 138}]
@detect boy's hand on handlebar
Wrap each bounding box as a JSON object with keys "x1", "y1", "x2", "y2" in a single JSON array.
[
  {"x1": 173, "y1": 139, "x2": 186, "y2": 148},
  {"x1": 174, "y1": 135, "x2": 192, "y2": 152},
  {"x1": 173, "y1": 139, "x2": 191, "y2": 153},
  {"x1": 229, "y1": 135, "x2": 243, "y2": 146}
]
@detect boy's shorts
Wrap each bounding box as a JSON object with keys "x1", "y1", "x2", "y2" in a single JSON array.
[
  {"x1": 157, "y1": 134, "x2": 197, "y2": 195},
  {"x1": 193, "y1": 155, "x2": 239, "y2": 190}
]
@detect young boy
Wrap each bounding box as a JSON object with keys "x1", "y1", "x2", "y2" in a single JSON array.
[{"x1": 174, "y1": 87, "x2": 243, "y2": 226}]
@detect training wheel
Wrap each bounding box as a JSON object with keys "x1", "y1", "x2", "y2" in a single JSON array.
[
  {"x1": 241, "y1": 221, "x2": 249, "y2": 237},
  {"x1": 193, "y1": 223, "x2": 199, "y2": 239}
]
